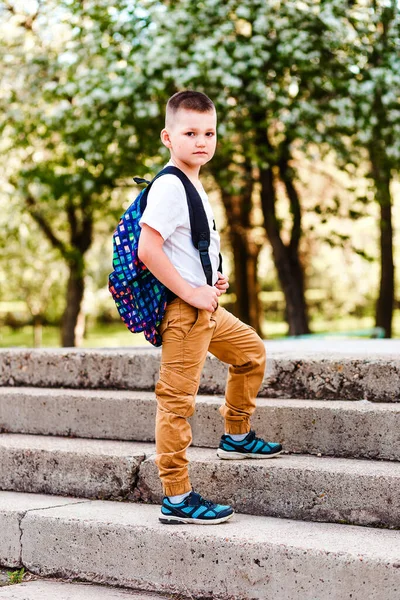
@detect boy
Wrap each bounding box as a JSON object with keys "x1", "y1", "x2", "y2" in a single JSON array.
[{"x1": 138, "y1": 91, "x2": 282, "y2": 525}]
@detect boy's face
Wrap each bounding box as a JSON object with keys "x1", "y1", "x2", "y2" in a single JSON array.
[{"x1": 161, "y1": 108, "x2": 217, "y2": 170}]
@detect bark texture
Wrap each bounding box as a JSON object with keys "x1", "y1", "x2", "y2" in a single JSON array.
[
  {"x1": 26, "y1": 194, "x2": 93, "y2": 347},
  {"x1": 368, "y1": 5, "x2": 396, "y2": 338},
  {"x1": 259, "y1": 161, "x2": 309, "y2": 336},
  {"x1": 221, "y1": 189, "x2": 263, "y2": 334},
  {"x1": 61, "y1": 263, "x2": 85, "y2": 347},
  {"x1": 370, "y1": 147, "x2": 394, "y2": 338}
]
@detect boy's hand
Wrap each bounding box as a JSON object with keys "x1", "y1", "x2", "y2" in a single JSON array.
[
  {"x1": 185, "y1": 285, "x2": 221, "y2": 312},
  {"x1": 215, "y1": 272, "x2": 229, "y2": 294}
]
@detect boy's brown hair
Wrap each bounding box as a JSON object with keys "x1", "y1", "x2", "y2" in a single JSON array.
[{"x1": 166, "y1": 91, "x2": 215, "y2": 127}]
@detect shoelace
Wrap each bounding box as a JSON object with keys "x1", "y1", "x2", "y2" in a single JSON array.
[
  {"x1": 253, "y1": 434, "x2": 276, "y2": 449},
  {"x1": 201, "y1": 497, "x2": 217, "y2": 509},
  {"x1": 191, "y1": 492, "x2": 217, "y2": 509},
  {"x1": 238, "y1": 431, "x2": 273, "y2": 449}
]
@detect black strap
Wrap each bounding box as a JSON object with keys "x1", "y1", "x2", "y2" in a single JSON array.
[
  {"x1": 218, "y1": 252, "x2": 223, "y2": 274},
  {"x1": 133, "y1": 177, "x2": 151, "y2": 185},
  {"x1": 197, "y1": 239, "x2": 213, "y2": 287},
  {"x1": 134, "y1": 166, "x2": 215, "y2": 286},
  {"x1": 162, "y1": 167, "x2": 213, "y2": 286}
]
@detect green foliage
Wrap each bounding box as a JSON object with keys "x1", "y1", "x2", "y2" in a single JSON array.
[
  {"x1": 0, "y1": 0, "x2": 399, "y2": 338},
  {"x1": 138, "y1": 0, "x2": 353, "y2": 180},
  {"x1": 0, "y1": 0, "x2": 156, "y2": 234},
  {"x1": 7, "y1": 568, "x2": 25, "y2": 585},
  {"x1": 0, "y1": 1, "x2": 167, "y2": 342}
]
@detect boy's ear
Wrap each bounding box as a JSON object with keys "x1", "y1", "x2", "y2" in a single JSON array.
[{"x1": 161, "y1": 128, "x2": 172, "y2": 149}]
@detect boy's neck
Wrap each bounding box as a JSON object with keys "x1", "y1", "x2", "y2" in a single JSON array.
[{"x1": 169, "y1": 158, "x2": 201, "y2": 184}]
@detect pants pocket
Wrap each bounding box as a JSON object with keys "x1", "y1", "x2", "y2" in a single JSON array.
[
  {"x1": 156, "y1": 366, "x2": 198, "y2": 418},
  {"x1": 162, "y1": 300, "x2": 200, "y2": 341},
  {"x1": 180, "y1": 304, "x2": 200, "y2": 340}
]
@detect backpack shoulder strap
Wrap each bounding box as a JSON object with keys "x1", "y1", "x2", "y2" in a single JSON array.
[
  {"x1": 161, "y1": 166, "x2": 213, "y2": 286},
  {"x1": 137, "y1": 165, "x2": 214, "y2": 286}
]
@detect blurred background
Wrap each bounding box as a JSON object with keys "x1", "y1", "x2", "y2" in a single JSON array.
[{"x1": 0, "y1": 0, "x2": 399, "y2": 348}]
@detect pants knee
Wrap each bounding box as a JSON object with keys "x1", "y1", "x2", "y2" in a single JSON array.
[
  {"x1": 257, "y1": 338, "x2": 267, "y2": 368},
  {"x1": 248, "y1": 335, "x2": 266, "y2": 372},
  {"x1": 156, "y1": 394, "x2": 195, "y2": 419}
]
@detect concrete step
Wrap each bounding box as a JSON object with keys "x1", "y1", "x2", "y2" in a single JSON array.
[
  {"x1": 0, "y1": 434, "x2": 152, "y2": 501},
  {"x1": 0, "y1": 435, "x2": 399, "y2": 528},
  {"x1": 0, "y1": 491, "x2": 399, "y2": 600},
  {"x1": 0, "y1": 579, "x2": 172, "y2": 599},
  {"x1": 139, "y1": 447, "x2": 400, "y2": 528},
  {"x1": 1, "y1": 387, "x2": 399, "y2": 460},
  {"x1": 1, "y1": 342, "x2": 400, "y2": 400}
]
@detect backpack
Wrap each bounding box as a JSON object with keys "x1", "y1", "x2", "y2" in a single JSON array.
[{"x1": 108, "y1": 165, "x2": 221, "y2": 347}]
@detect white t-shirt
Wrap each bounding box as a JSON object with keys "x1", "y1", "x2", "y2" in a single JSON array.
[{"x1": 139, "y1": 164, "x2": 220, "y2": 288}]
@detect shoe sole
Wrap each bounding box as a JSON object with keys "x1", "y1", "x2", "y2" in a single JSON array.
[
  {"x1": 216, "y1": 449, "x2": 283, "y2": 460},
  {"x1": 159, "y1": 512, "x2": 234, "y2": 525}
]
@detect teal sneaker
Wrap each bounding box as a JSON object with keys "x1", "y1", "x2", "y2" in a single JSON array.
[
  {"x1": 217, "y1": 430, "x2": 282, "y2": 459},
  {"x1": 159, "y1": 491, "x2": 234, "y2": 525}
]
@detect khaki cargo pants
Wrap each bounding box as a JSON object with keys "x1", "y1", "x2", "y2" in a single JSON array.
[{"x1": 155, "y1": 298, "x2": 266, "y2": 497}]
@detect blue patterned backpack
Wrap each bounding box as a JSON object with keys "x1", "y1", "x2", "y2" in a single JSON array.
[{"x1": 108, "y1": 165, "x2": 219, "y2": 347}]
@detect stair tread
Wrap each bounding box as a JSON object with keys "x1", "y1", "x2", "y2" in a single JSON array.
[
  {"x1": 0, "y1": 490, "x2": 398, "y2": 557},
  {"x1": 1, "y1": 388, "x2": 399, "y2": 463},
  {"x1": 0, "y1": 579, "x2": 171, "y2": 599},
  {"x1": 1, "y1": 346, "x2": 399, "y2": 402},
  {"x1": 0, "y1": 433, "x2": 152, "y2": 456},
  {"x1": 2, "y1": 386, "x2": 400, "y2": 409},
  {"x1": 0, "y1": 433, "x2": 399, "y2": 475},
  {"x1": 1, "y1": 491, "x2": 399, "y2": 599}
]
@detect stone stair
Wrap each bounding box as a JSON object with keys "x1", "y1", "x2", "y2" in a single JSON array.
[
  {"x1": 0, "y1": 341, "x2": 399, "y2": 599},
  {"x1": 1, "y1": 388, "x2": 399, "y2": 459},
  {"x1": 0, "y1": 578, "x2": 172, "y2": 599},
  {"x1": 0, "y1": 434, "x2": 399, "y2": 528}
]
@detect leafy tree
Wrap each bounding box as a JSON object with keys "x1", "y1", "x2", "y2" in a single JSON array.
[
  {"x1": 326, "y1": 0, "x2": 400, "y2": 337},
  {"x1": 0, "y1": 0, "x2": 162, "y2": 345},
  {"x1": 138, "y1": 0, "x2": 368, "y2": 335},
  {"x1": 2, "y1": 0, "x2": 398, "y2": 343},
  {"x1": 0, "y1": 179, "x2": 66, "y2": 346}
]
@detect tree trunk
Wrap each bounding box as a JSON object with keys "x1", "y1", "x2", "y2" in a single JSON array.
[
  {"x1": 74, "y1": 310, "x2": 86, "y2": 347},
  {"x1": 259, "y1": 165, "x2": 309, "y2": 336},
  {"x1": 32, "y1": 315, "x2": 42, "y2": 348},
  {"x1": 372, "y1": 169, "x2": 394, "y2": 338},
  {"x1": 61, "y1": 200, "x2": 93, "y2": 346},
  {"x1": 219, "y1": 181, "x2": 263, "y2": 335},
  {"x1": 26, "y1": 193, "x2": 93, "y2": 347},
  {"x1": 368, "y1": 110, "x2": 395, "y2": 337},
  {"x1": 368, "y1": 7, "x2": 396, "y2": 336},
  {"x1": 61, "y1": 261, "x2": 85, "y2": 347},
  {"x1": 230, "y1": 226, "x2": 262, "y2": 334},
  {"x1": 283, "y1": 247, "x2": 310, "y2": 335}
]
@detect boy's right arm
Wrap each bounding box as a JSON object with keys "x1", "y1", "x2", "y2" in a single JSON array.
[{"x1": 138, "y1": 224, "x2": 221, "y2": 312}]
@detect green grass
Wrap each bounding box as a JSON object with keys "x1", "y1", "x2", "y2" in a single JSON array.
[
  {"x1": 1, "y1": 311, "x2": 399, "y2": 348},
  {"x1": 0, "y1": 322, "x2": 148, "y2": 348},
  {"x1": 7, "y1": 568, "x2": 25, "y2": 585},
  {"x1": 317, "y1": 312, "x2": 400, "y2": 338},
  {"x1": 267, "y1": 314, "x2": 400, "y2": 339}
]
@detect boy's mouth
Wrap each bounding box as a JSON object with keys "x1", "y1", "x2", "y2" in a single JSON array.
[{"x1": 194, "y1": 151, "x2": 207, "y2": 154}]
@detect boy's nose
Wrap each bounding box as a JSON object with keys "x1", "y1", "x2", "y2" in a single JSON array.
[{"x1": 196, "y1": 137, "x2": 206, "y2": 147}]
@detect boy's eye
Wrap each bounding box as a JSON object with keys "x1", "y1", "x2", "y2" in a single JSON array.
[{"x1": 184, "y1": 132, "x2": 215, "y2": 137}]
